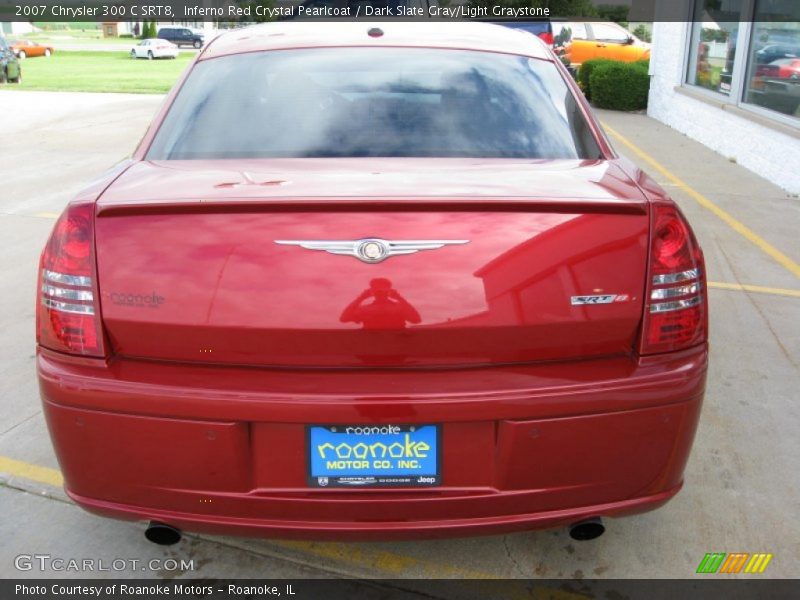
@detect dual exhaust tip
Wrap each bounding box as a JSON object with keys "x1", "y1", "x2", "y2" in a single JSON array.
[
  {"x1": 568, "y1": 517, "x2": 606, "y2": 541},
  {"x1": 144, "y1": 521, "x2": 182, "y2": 546},
  {"x1": 144, "y1": 517, "x2": 605, "y2": 545}
]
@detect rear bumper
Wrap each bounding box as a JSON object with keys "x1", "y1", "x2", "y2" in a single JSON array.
[{"x1": 39, "y1": 346, "x2": 707, "y2": 540}]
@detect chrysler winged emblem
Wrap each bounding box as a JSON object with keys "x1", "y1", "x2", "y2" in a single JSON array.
[{"x1": 275, "y1": 238, "x2": 470, "y2": 264}]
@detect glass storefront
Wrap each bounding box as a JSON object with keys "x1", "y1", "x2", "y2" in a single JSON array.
[
  {"x1": 686, "y1": 0, "x2": 799, "y2": 124},
  {"x1": 686, "y1": 0, "x2": 744, "y2": 94},
  {"x1": 743, "y1": 2, "x2": 800, "y2": 120}
]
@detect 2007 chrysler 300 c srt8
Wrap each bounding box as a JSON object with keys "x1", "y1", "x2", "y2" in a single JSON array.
[{"x1": 37, "y1": 22, "x2": 708, "y2": 544}]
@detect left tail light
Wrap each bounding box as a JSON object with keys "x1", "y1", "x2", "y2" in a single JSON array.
[
  {"x1": 36, "y1": 203, "x2": 106, "y2": 357},
  {"x1": 538, "y1": 32, "x2": 555, "y2": 47}
]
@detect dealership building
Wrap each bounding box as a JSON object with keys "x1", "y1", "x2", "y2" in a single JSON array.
[{"x1": 648, "y1": 0, "x2": 800, "y2": 193}]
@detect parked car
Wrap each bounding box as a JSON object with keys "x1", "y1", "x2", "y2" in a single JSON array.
[
  {"x1": 10, "y1": 39, "x2": 54, "y2": 59},
  {"x1": 157, "y1": 26, "x2": 204, "y2": 49},
  {"x1": 130, "y1": 39, "x2": 179, "y2": 60},
  {"x1": 490, "y1": 19, "x2": 554, "y2": 48},
  {"x1": 754, "y1": 43, "x2": 800, "y2": 65},
  {"x1": 556, "y1": 21, "x2": 650, "y2": 67},
  {"x1": 748, "y1": 58, "x2": 800, "y2": 115},
  {"x1": 294, "y1": 0, "x2": 438, "y2": 18},
  {"x1": 0, "y1": 35, "x2": 22, "y2": 83},
  {"x1": 37, "y1": 22, "x2": 708, "y2": 545},
  {"x1": 757, "y1": 58, "x2": 800, "y2": 80}
]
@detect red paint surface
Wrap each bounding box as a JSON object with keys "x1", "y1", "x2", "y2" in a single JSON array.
[{"x1": 38, "y1": 24, "x2": 708, "y2": 539}]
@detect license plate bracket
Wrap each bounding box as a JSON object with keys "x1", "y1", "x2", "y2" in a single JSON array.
[{"x1": 307, "y1": 424, "x2": 441, "y2": 488}]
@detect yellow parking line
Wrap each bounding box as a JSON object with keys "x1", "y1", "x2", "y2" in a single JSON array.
[
  {"x1": 33, "y1": 212, "x2": 60, "y2": 219},
  {"x1": 273, "y1": 539, "x2": 495, "y2": 579},
  {"x1": 0, "y1": 455, "x2": 63, "y2": 488},
  {"x1": 708, "y1": 281, "x2": 800, "y2": 298},
  {"x1": 0, "y1": 454, "x2": 499, "y2": 579},
  {"x1": 601, "y1": 123, "x2": 800, "y2": 280}
]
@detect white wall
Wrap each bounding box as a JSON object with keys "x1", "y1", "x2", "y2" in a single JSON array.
[
  {"x1": 648, "y1": 21, "x2": 800, "y2": 194},
  {"x1": 5, "y1": 22, "x2": 36, "y2": 35}
]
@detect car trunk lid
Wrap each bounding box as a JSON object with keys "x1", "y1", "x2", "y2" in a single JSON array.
[{"x1": 94, "y1": 159, "x2": 649, "y2": 368}]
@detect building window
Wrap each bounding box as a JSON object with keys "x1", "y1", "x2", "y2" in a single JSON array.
[
  {"x1": 686, "y1": 0, "x2": 745, "y2": 95},
  {"x1": 742, "y1": 1, "x2": 800, "y2": 120}
]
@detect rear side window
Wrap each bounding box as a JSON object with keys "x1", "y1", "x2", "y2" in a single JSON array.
[{"x1": 148, "y1": 47, "x2": 600, "y2": 160}]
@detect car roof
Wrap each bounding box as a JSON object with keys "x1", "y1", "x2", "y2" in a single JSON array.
[{"x1": 201, "y1": 21, "x2": 551, "y2": 61}]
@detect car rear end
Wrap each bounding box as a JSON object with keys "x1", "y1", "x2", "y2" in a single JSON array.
[
  {"x1": 37, "y1": 23, "x2": 707, "y2": 540},
  {"x1": 154, "y1": 40, "x2": 179, "y2": 59}
]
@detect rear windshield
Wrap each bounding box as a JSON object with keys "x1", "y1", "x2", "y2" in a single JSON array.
[{"x1": 147, "y1": 47, "x2": 600, "y2": 160}]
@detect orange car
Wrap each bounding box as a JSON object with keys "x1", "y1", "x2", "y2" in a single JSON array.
[
  {"x1": 556, "y1": 22, "x2": 650, "y2": 68},
  {"x1": 11, "y1": 39, "x2": 54, "y2": 59}
]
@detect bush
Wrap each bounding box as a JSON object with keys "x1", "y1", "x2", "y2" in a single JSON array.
[
  {"x1": 589, "y1": 61, "x2": 651, "y2": 111},
  {"x1": 577, "y1": 59, "x2": 616, "y2": 99},
  {"x1": 632, "y1": 24, "x2": 652, "y2": 43}
]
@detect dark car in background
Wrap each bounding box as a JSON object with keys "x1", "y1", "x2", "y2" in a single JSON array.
[
  {"x1": 755, "y1": 43, "x2": 800, "y2": 65},
  {"x1": 0, "y1": 35, "x2": 22, "y2": 84},
  {"x1": 157, "y1": 27, "x2": 204, "y2": 49},
  {"x1": 295, "y1": 0, "x2": 438, "y2": 17}
]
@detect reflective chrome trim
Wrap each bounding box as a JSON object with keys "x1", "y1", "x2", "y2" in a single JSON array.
[
  {"x1": 571, "y1": 294, "x2": 616, "y2": 305},
  {"x1": 43, "y1": 270, "x2": 92, "y2": 288},
  {"x1": 650, "y1": 283, "x2": 700, "y2": 300},
  {"x1": 275, "y1": 238, "x2": 470, "y2": 264},
  {"x1": 649, "y1": 295, "x2": 702, "y2": 313},
  {"x1": 41, "y1": 297, "x2": 95, "y2": 315},
  {"x1": 652, "y1": 268, "x2": 700, "y2": 286},
  {"x1": 41, "y1": 284, "x2": 94, "y2": 302}
]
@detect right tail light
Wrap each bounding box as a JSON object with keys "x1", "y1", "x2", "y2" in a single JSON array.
[{"x1": 640, "y1": 203, "x2": 708, "y2": 355}]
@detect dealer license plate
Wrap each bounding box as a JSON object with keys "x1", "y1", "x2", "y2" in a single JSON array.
[{"x1": 307, "y1": 424, "x2": 440, "y2": 488}]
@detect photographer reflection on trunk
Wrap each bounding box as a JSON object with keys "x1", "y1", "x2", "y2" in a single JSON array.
[{"x1": 340, "y1": 278, "x2": 421, "y2": 330}]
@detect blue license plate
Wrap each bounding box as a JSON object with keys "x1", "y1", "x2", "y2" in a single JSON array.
[{"x1": 307, "y1": 424, "x2": 440, "y2": 488}]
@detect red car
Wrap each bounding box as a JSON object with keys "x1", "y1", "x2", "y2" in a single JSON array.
[
  {"x1": 37, "y1": 22, "x2": 708, "y2": 545},
  {"x1": 755, "y1": 58, "x2": 800, "y2": 81}
]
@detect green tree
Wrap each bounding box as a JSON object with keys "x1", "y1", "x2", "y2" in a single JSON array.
[
  {"x1": 632, "y1": 24, "x2": 652, "y2": 43},
  {"x1": 595, "y1": 5, "x2": 630, "y2": 25}
]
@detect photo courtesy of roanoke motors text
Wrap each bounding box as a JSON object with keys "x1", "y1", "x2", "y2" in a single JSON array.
[{"x1": 0, "y1": 0, "x2": 798, "y2": 598}]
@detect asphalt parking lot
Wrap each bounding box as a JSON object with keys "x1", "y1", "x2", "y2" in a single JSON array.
[{"x1": 0, "y1": 90, "x2": 798, "y2": 582}]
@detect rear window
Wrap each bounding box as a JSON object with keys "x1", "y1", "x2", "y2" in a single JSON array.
[{"x1": 147, "y1": 47, "x2": 600, "y2": 160}]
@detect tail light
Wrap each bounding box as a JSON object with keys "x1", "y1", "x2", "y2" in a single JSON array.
[
  {"x1": 36, "y1": 203, "x2": 105, "y2": 357},
  {"x1": 538, "y1": 32, "x2": 555, "y2": 47},
  {"x1": 756, "y1": 65, "x2": 779, "y2": 78},
  {"x1": 640, "y1": 203, "x2": 708, "y2": 355}
]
